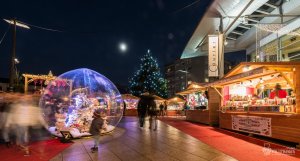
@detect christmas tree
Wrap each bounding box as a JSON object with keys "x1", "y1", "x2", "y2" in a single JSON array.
[{"x1": 129, "y1": 50, "x2": 167, "y2": 98}]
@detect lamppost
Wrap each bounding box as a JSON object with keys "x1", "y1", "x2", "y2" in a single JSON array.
[
  {"x1": 14, "y1": 58, "x2": 20, "y2": 86},
  {"x1": 3, "y1": 19, "x2": 30, "y2": 91}
]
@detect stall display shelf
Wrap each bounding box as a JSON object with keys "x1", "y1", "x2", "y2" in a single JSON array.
[{"x1": 222, "y1": 104, "x2": 296, "y2": 113}]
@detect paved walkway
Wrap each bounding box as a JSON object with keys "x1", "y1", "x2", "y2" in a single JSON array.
[{"x1": 50, "y1": 117, "x2": 236, "y2": 161}]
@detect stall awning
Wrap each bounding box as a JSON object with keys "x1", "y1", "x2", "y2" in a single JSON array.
[
  {"x1": 141, "y1": 93, "x2": 165, "y2": 101},
  {"x1": 167, "y1": 96, "x2": 186, "y2": 104},
  {"x1": 122, "y1": 94, "x2": 140, "y2": 100},
  {"x1": 205, "y1": 62, "x2": 300, "y2": 87},
  {"x1": 177, "y1": 82, "x2": 205, "y2": 95}
]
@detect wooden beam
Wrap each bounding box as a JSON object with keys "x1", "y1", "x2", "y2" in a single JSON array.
[
  {"x1": 217, "y1": 71, "x2": 278, "y2": 86},
  {"x1": 279, "y1": 71, "x2": 295, "y2": 91},
  {"x1": 212, "y1": 86, "x2": 223, "y2": 98},
  {"x1": 266, "y1": 67, "x2": 293, "y2": 72}
]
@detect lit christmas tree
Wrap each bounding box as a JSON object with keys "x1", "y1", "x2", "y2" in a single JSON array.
[{"x1": 129, "y1": 50, "x2": 167, "y2": 98}]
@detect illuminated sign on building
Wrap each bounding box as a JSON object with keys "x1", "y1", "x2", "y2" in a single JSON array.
[{"x1": 208, "y1": 35, "x2": 219, "y2": 77}]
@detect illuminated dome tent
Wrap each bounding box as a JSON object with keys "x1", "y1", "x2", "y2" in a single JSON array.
[{"x1": 40, "y1": 68, "x2": 123, "y2": 138}]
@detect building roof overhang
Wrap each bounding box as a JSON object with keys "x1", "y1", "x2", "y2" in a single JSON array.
[{"x1": 181, "y1": 0, "x2": 300, "y2": 59}]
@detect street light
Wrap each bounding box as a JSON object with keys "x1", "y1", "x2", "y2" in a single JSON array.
[
  {"x1": 3, "y1": 19, "x2": 30, "y2": 91},
  {"x1": 14, "y1": 58, "x2": 20, "y2": 86},
  {"x1": 4, "y1": 19, "x2": 30, "y2": 29},
  {"x1": 14, "y1": 58, "x2": 20, "y2": 64}
]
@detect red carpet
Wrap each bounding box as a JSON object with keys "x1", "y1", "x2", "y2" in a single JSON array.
[
  {"x1": 0, "y1": 139, "x2": 72, "y2": 161},
  {"x1": 160, "y1": 117, "x2": 300, "y2": 161}
]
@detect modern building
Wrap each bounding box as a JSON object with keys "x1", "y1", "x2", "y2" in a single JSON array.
[
  {"x1": 181, "y1": 0, "x2": 300, "y2": 65},
  {"x1": 168, "y1": 0, "x2": 300, "y2": 97},
  {"x1": 165, "y1": 57, "x2": 234, "y2": 97},
  {"x1": 165, "y1": 56, "x2": 208, "y2": 97}
]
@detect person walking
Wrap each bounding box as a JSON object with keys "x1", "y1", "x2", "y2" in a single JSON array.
[
  {"x1": 147, "y1": 96, "x2": 157, "y2": 131},
  {"x1": 163, "y1": 101, "x2": 168, "y2": 116},
  {"x1": 4, "y1": 94, "x2": 47, "y2": 156},
  {"x1": 89, "y1": 109, "x2": 105, "y2": 153},
  {"x1": 1, "y1": 99, "x2": 13, "y2": 148},
  {"x1": 159, "y1": 103, "x2": 164, "y2": 116},
  {"x1": 137, "y1": 96, "x2": 148, "y2": 127}
]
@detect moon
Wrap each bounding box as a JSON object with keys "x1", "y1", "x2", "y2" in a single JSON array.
[{"x1": 119, "y1": 42, "x2": 127, "y2": 52}]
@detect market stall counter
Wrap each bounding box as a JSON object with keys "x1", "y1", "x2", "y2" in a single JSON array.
[
  {"x1": 166, "y1": 96, "x2": 186, "y2": 116},
  {"x1": 122, "y1": 94, "x2": 140, "y2": 116},
  {"x1": 206, "y1": 62, "x2": 300, "y2": 144},
  {"x1": 177, "y1": 82, "x2": 221, "y2": 125}
]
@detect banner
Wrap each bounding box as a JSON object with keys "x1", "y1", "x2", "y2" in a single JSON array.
[
  {"x1": 232, "y1": 115, "x2": 272, "y2": 137},
  {"x1": 208, "y1": 35, "x2": 219, "y2": 77}
]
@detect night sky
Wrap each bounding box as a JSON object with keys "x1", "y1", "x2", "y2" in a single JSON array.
[{"x1": 0, "y1": 0, "x2": 212, "y2": 85}]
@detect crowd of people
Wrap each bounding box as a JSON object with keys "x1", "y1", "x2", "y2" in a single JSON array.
[
  {"x1": 0, "y1": 91, "x2": 171, "y2": 155},
  {"x1": 0, "y1": 93, "x2": 48, "y2": 156},
  {"x1": 137, "y1": 94, "x2": 168, "y2": 131}
]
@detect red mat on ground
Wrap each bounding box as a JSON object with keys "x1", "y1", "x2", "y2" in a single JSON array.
[
  {"x1": 0, "y1": 139, "x2": 72, "y2": 161},
  {"x1": 160, "y1": 117, "x2": 300, "y2": 161}
]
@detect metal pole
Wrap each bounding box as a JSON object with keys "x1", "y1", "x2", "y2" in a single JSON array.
[
  {"x1": 9, "y1": 19, "x2": 16, "y2": 91},
  {"x1": 185, "y1": 70, "x2": 187, "y2": 88},
  {"x1": 256, "y1": 26, "x2": 258, "y2": 62},
  {"x1": 224, "y1": 0, "x2": 254, "y2": 34},
  {"x1": 278, "y1": 2, "x2": 283, "y2": 61}
]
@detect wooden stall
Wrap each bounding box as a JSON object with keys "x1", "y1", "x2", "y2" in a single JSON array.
[
  {"x1": 177, "y1": 82, "x2": 221, "y2": 125},
  {"x1": 140, "y1": 92, "x2": 175, "y2": 116},
  {"x1": 152, "y1": 94, "x2": 175, "y2": 116},
  {"x1": 206, "y1": 62, "x2": 300, "y2": 144},
  {"x1": 166, "y1": 96, "x2": 186, "y2": 116},
  {"x1": 122, "y1": 94, "x2": 140, "y2": 116},
  {"x1": 23, "y1": 71, "x2": 56, "y2": 94}
]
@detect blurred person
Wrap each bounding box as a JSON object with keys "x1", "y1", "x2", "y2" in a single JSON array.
[
  {"x1": 1, "y1": 98, "x2": 14, "y2": 148},
  {"x1": 147, "y1": 96, "x2": 158, "y2": 131},
  {"x1": 1, "y1": 93, "x2": 22, "y2": 148},
  {"x1": 89, "y1": 109, "x2": 105, "y2": 153},
  {"x1": 163, "y1": 101, "x2": 168, "y2": 116},
  {"x1": 270, "y1": 84, "x2": 287, "y2": 99},
  {"x1": 137, "y1": 95, "x2": 148, "y2": 127},
  {"x1": 4, "y1": 94, "x2": 47, "y2": 156},
  {"x1": 159, "y1": 103, "x2": 164, "y2": 116}
]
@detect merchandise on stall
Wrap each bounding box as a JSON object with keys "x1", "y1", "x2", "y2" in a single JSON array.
[
  {"x1": 207, "y1": 62, "x2": 300, "y2": 143},
  {"x1": 167, "y1": 96, "x2": 185, "y2": 110},
  {"x1": 220, "y1": 72, "x2": 296, "y2": 113},
  {"x1": 186, "y1": 91, "x2": 208, "y2": 110},
  {"x1": 122, "y1": 94, "x2": 140, "y2": 109},
  {"x1": 177, "y1": 82, "x2": 208, "y2": 110},
  {"x1": 40, "y1": 68, "x2": 123, "y2": 138}
]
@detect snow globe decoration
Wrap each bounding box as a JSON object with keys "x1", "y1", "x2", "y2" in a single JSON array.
[{"x1": 40, "y1": 68, "x2": 123, "y2": 138}]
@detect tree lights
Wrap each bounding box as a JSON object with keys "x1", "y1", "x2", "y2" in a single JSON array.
[{"x1": 129, "y1": 50, "x2": 167, "y2": 98}]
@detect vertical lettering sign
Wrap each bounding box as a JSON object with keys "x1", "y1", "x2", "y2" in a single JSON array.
[{"x1": 208, "y1": 35, "x2": 219, "y2": 77}]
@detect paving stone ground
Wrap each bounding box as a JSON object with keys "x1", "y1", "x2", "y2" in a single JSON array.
[{"x1": 50, "y1": 117, "x2": 237, "y2": 161}]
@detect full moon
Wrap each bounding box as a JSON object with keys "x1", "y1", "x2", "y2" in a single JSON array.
[{"x1": 119, "y1": 42, "x2": 127, "y2": 52}]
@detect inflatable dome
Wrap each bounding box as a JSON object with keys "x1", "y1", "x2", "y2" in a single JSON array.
[{"x1": 40, "y1": 68, "x2": 123, "y2": 138}]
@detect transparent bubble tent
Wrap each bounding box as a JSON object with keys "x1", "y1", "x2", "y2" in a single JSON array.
[{"x1": 40, "y1": 68, "x2": 123, "y2": 137}]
